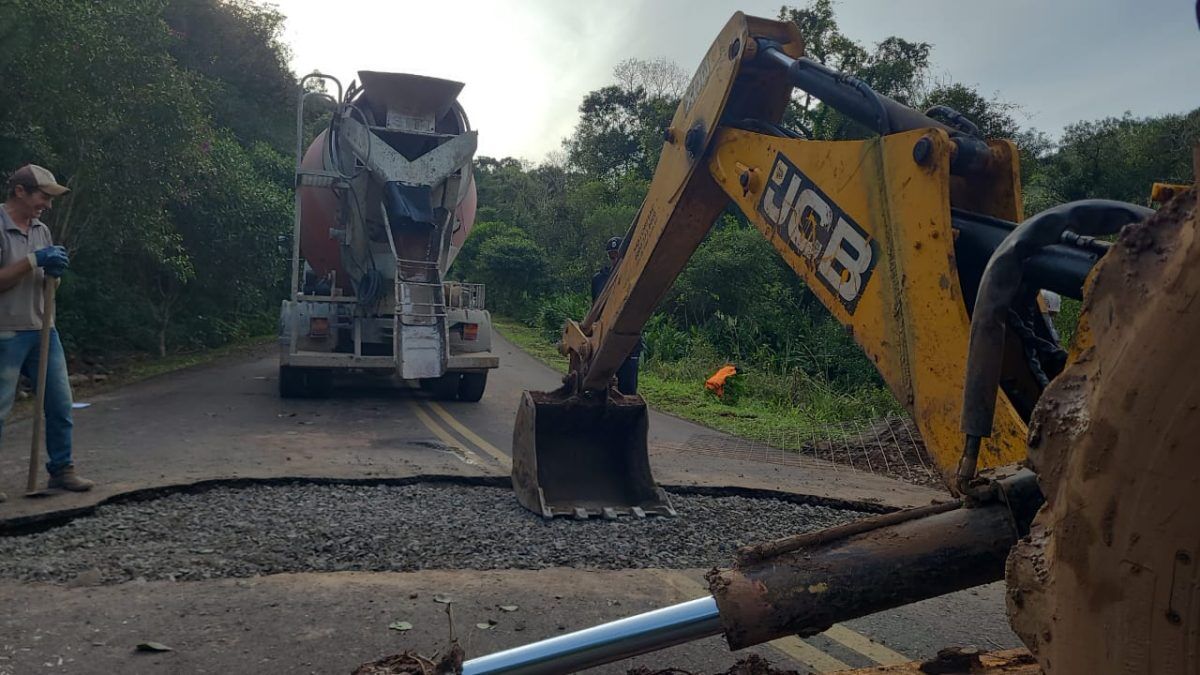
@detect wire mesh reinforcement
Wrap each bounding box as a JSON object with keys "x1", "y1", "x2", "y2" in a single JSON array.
[{"x1": 657, "y1": 414, "x2": 943, "y2": 488}]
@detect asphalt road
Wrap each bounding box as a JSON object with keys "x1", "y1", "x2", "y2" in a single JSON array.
[{"x1": 0, "y1": 332, "x2": 1023, "y2": 673}]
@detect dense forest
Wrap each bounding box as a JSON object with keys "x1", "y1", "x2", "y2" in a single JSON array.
[
  {"x1": 0, "y1": 0, "x2": 1196, "y2": 420},
  {"x1": 0, "y1": 0, "x2": 298, "y2": 356}
]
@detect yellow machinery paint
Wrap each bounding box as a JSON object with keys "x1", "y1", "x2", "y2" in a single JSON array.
[
  {"x1": 707, "y1": 128, "x2": 1028, "y2": 480},
  {"x1": 511, "y1": 12, "x2": 1067, "y2": 517}
]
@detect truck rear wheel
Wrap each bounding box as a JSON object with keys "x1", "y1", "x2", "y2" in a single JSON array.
[
  {"x1": 430, "y1": 373, "x2": 461, "y2": 400},
  {"x1": 279, "y1": 366, "x2": 333, "y2": 399},
  {"x1": 458, "y1": 372, "x2": 487, "y2": 402}
]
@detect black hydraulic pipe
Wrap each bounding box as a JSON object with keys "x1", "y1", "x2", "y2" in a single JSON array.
[
  {"x1": 951, "y1": 209, "x2": 1106, "y2": 303},
  {"x1": 958, "y1": 200, "x2": 1155, "y2": 486},
  {"x1": 755, "y1": 42, "x2": 994, "y2": 175}
]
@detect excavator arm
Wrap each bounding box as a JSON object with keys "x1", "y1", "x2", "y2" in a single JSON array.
[
  {"x1": 482, "y1": 11, "x2": 1196, "y2": 675},
  {"x1": 513, "y1": 12, "x2": 1100, "y2": 518}
]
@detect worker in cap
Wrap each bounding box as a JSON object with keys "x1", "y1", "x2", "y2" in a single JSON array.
[
  {"x1": 590, "y1": 236, "x2": 643, "y2": 395},
  {"x1": 590, "y1": 236, "x2": 624, "y2": 300},
  {"x1": 0, "y1": 165, "x2": 93, "y2": 501}
]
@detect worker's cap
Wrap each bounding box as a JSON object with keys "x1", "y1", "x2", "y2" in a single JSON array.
[
  {"x1": 6, "y1": 164, "x2": 69, "y2": 196},
  {"x1": 605, "y1": 236, "x2": 622, "y2": 252}
]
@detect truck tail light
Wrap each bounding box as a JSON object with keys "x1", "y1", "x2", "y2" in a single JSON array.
[
  {"x1": 308, "y1": 317, "x2": 330, "y2": 338},
  {"x1": 462, "y1": 323, "x2": 479, "y2": 341}
]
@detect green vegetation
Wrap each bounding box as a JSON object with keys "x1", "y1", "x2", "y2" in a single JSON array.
[
  {"x1": 0, "y1": 0, "x2": 297, "y2": 358},
  {"x1": 494, "y1": 316, "x2": 895, "y2": 445},
  {"x1": 1, "y1": 0, "x2": 1195, "y2": 410}
]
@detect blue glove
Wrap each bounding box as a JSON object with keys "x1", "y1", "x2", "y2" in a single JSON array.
[
  {"x1": 43, "y1": 260, "x2": 68, "y2": 278},
  {"x1": 29, "y1": 246, "x2": 69, "y2": 278}
]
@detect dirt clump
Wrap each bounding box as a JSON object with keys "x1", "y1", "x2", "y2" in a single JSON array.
[
  {"x1": 1007, "y1": 187, "x2": 1200, "y2": 672},
  {"x1": 351, "y1": 643, "x2": 464, "y2": 675}
]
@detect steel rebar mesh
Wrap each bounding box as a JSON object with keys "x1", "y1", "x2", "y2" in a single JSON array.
[{"x1": 659, "y1": 414, "x2": 942, "y2": 487}]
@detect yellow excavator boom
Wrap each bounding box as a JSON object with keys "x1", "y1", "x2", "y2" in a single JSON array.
[
  {"x1": 511, "y1": 12, "x2": 1098, "y2": 518},
  {"x1": 475, "y1": 10, "x2": 1194, "y2": 674}
]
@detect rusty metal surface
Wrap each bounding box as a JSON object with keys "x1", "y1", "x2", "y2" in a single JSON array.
[
  {"x1": 511, "y1": 390, "x2": 674, "y2": 519},
  {"x1": 735, "y1": 499, "x2": 961, "y2": 565},
  {"x1": 709, "y1": 471, "x2": 1041, "y2": 651}
]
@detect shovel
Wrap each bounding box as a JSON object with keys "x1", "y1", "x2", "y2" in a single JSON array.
[{"x1": 25, "y1": 276, "x2": 56, "y2": 497}]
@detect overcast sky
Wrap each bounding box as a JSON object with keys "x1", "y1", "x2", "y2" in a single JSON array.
[{"x1": 274, "y1": 0, "x2": 1197, "y2": 161}]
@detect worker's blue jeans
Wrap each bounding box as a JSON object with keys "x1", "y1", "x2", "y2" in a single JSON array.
[{"x1": 0, "y1": 329, "x2": 74, "y2": 474}]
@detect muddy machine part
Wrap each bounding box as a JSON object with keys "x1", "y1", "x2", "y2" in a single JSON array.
[
  {"x1": 280, "y1": 71, "x2": 497, "y2": 398},
  {"x1": 465, "y1": 471, "x2": 1043, "y2": 673},
  {"x1": 475, "y1": 187, "x2": 1200, "y2": 674},
  {"x1": 501, "y1": 7, "x2": 1199, "y2": 673}
]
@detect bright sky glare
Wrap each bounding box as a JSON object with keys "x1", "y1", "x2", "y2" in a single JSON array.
[{"x1": 274, "y1": 0, "x2": 1198, "y2": 162}]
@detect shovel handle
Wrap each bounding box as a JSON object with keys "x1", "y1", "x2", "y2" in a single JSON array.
[{"x1": 27, "y1": 277, "x2": 57, "y2": 493}]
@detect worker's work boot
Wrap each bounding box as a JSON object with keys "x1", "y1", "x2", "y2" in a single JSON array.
[{"x1": 48, "y1": 466, "x2": 94, "y2": 492}]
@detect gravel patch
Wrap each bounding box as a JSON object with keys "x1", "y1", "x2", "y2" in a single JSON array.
[{"x1": 0, "y1": 482, "x2": 870, "y2": 585}]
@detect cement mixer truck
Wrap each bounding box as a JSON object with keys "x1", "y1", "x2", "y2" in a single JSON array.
[{"x1": 279, "y1": 72, "x2": 497, "y2": 400}]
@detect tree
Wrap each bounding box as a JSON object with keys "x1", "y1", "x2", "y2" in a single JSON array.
[
  {"x1": 613, "y1": 57, "x2": 689, "y2": 99},
  {"x1": 779, "y1": 0, "x2": 931, "y2": 139},
  {"x1": 778, "y1": 1, "x2": 1027, "y2": 146},
  {"x1": 563, "y1": 56, "x2": 685, "y2": 183},
  {"x1": 451, "y1": 220, "x2": 526, "y2": 281},
  {"x1": 920, "y1": 83, "x2": 1020, "y2": 139},
  {"x1": 163, "y1": 0, "x2": 296, "y2": 152},
  {"x1": 0, "y1": 0, "x2": 296, "y2": 355},
  {"x1": 473, "y1": 231, "x2": 550, "y2": 315},
  {"x1": 565, "y1": 86, "x2": 648, "y2": 181},
  {"x1": 1023, "y1": 110, "x2": 1200, "y2": 213}
]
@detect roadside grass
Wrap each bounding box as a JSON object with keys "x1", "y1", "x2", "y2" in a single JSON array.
[
  {"x1": 10, "y1": 335, "x2": 276, "y2": 420},
  {"x1": 114, "y1": 335, "x2": 277, "y2": 383},
  {"x1": 493, "y1": 316, "x2": 899, "y2": 447}
]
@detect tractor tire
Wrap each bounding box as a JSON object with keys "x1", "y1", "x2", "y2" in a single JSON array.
[{"x1": 458, "y1": 372, "x2": 487, "y2": 402}]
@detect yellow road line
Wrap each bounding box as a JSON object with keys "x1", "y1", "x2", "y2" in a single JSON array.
[
  {"x1": 409, "y1": 402, "x2": 489, "y2": 469},
  {"x1": 824, "y1": 624, "x2": 909, "y2": 665},
  {"x1": 770, "y1": 636, "x2": 852, "y2": 673},
  {"x1": 426, "y1": 401, "x2": 513, "y2": 472}
]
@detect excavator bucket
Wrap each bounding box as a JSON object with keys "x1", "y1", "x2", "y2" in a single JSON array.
[{"x1": 512, "y1": 390, "x2": 675, "y2": 519}]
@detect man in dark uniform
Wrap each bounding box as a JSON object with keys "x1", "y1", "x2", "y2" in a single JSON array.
[{"x1": 591, "y1": 236, "x2": 642, "y2": 395}]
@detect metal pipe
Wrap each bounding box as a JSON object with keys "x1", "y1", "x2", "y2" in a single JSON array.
[
  {"x1": 755, "y1": 43, "x2": 995, "y2": 175},
  {"x1": 959, "y1": 200, "x2": 1155, "y2": 446},
  {"x1": 951, "y1": 209, "x2": 1106, "y2": 303},
  {"x1": 462, "y1": 596, "x2": 721, "y2": 675},
  {"x1": 470, "y1": 473, "x2": 1041, "y2": 672},
  {"x1": 712, "y1": 470, "x2": 1042, "y2": 649},
  {"x1": 756, "y1": 44, "x2": 946, "y2": 137},
  {"x1": 735, "y1": 499, "x2": 962, "y2": 565}
]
